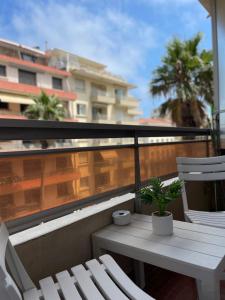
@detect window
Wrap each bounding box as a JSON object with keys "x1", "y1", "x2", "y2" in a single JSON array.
[
  {"x1": 20, "y1": 104, "x2": 28, "y2": 113},
  {"x1": 0, "y1": 65, "x2": 6, "y2": 76},
  {"x1": 75, "y1": 79, "x2": 85, "y2": 92},
  {"x1": 77, "y1": 103, "x2": 86, "y2": 116},
  {"x1": 78, "y1": 152, "x2": 88, "y2": 164},
  {"x1": 95, "y1": 172, "x2": 110, "y2": 187},
  {"x1": 80, "y1": 177, "x2": 89, "y2": 188},
  {"x1": 115, "y1": 88, "x2": 126, "y2": 98},
  {"x1": 23, "y1": 159, "x2": 42, "y2": 178},
  {"x1": 21, "y1": 53, "x2": 36, "y2": 63},
  {"x1": 0, "y1": 102, "x2": 9, "y2": 110},
  {"x1": 56, "y1": 156, "x2": 72, "y2": 170},
  {"x1": 0, "y1": 162, "x2": 12, "y2": 178},
  {"x1": 24, "y1": 189, "x2": 41, "y2": 208},
  {"x1": 19, "y1": 69, "x2": 36, "y2": 86},
  {"x1": 0, "y1": 194, "x2": 14, "y2": 219},
  {"x1": 92, "y1": 106, "x2": 107, "y2": 120},
  {"x1": 91, "y1": 83, "x2": 106, "y2": 96},
  {"x1": 57, "y1": 182, "x2": 70, "y2": 197},
  {"x1": 52, "y1": 77, "x2": 63, "y2": 90}
]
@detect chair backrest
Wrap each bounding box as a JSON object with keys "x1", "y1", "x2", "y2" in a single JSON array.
[
  {"x1": 0, "y1": 223, "x2": 35, "y2": 300},
  {"x1": 176, "y1": 155, "x2": 225, "y2": 211}
]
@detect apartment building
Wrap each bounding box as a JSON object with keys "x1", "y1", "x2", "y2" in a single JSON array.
[
  {"x1": 0, "y1": 39, "x2": 76, "y2": 120},
  {"x1": 47, "y1": 49, "x2": 141, "y2": 124},
  {"x1": 0, "y1": 39, "x2": 141, "y2": 125}
]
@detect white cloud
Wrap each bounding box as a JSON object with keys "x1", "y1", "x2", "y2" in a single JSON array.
[{"x1": 11, "y1": 1, "x2": 157, "y2": 81}]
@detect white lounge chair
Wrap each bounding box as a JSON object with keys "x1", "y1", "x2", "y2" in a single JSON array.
[
  {"x1": 177, "y1": 155, "x2": 225, "y2": 228},
  {"x1": 0, "y1": 223, "x2": 154, "y2": 300}
]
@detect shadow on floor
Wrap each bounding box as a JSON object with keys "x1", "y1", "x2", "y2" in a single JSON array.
[
  {"x1": 143, "y1": 264, "x2": 225, "y2": 300},
  {"x1": 144, "y1": 264, "x2": 198, "y2": 300}
]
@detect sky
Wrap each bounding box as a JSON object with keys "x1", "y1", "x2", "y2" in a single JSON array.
[{"x1": 0, "y1": 0, "x2": 212, "y2": 117}]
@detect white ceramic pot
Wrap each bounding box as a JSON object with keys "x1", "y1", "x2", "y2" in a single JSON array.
[{"x1": 152, "y1": 211, "x2": 173, "y2": 236}]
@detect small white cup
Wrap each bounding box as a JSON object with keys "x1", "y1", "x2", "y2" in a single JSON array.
[{"x1": 112, "y1": 210, "x2": 131, "y2": 225}]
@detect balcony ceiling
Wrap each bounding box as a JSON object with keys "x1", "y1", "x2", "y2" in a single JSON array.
[
  {"x1": 199, "y1": 0, "x2": 211, "y2": 13},
  {"x1": 71, "y1": 69, "x2": 136, "y2": 89}
]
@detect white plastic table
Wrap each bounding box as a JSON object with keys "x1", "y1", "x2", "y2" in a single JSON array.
[{"x1": 92, "y1": 213, "x2": 225, "y2": 300}]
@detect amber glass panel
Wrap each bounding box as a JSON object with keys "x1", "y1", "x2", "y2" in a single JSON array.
[
  {"x1": 140, "y1": 141, "x2": 210, "y2": 181},
  {"x1": 0, "y1": 148, "x2": 135, "y2": 221}
]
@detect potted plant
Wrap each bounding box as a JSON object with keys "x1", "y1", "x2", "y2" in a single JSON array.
[{"x1": 140, "y1": 177, "x2": 183, "y2": 236}]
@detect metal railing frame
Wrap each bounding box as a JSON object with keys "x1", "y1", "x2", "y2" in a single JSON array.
[{"x1": 0, "y1": 119, "x2": 211, "y2": 233}]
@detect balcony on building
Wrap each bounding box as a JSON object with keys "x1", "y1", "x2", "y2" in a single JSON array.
[
  {"x1": 91, "y1": 93, "x2": 116, "y2": 105},
  {"x1": 127, "y1": 107, "x2": 143, "y2": 116},
  {"x1": 91, "y1": 84, "x2": 116, "y2": 105}
]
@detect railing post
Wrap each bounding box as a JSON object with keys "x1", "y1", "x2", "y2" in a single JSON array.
[
  {"x1": 134, "y1": 133, "x2": 141, "y2": 213},
  {"x1": 206, "y1": 134, "x2": 210, "y2": 157}
]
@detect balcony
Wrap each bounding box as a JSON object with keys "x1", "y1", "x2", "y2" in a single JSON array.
[
  {"x1": 0, "y1": 109, "x2": 26, "y2": 119},
  {"x1": 92, "y1": 113, "x2": 108, "y2": 123},
  {"x1": 128, "y1": 107, "x2": 143, "y2": 115},
  {"x1": 92, "y1": 118, "x2": 117, "y2": 124},
  {"x1": 0, "y1": 119, "x2": 215, "y2": 299},
  {"x1": 91, "y1": 93, "x2": 116, "y2": 104},
  {"x1": 116, "y1": 95, "x2": 139, "y2": 108},
  {"x1": 0, "y1": 79, "x2": 76, "y2": 102}
]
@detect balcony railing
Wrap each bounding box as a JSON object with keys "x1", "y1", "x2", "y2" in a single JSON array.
[
  {"x1": 0, "y1": 109, "x2": 17, "y2": 114},
  {"x1": 0, "y1": 109, "x2": 24, "y2": 116},
  {"x1": 91, "y1": 93, "x2": 116, "y2": 104},
  {"x1": 127, "y1": 108, "x2": 142, "y2": 115},
  {"x1": 92, "y1": 113, "x2": 108, "y2": 121},
  {"x1": 0, "y1": 119, "x2": 211, "y2": 233},
  {"x1": 116, "y1": 95, "x2": 139, "y2": 108}
]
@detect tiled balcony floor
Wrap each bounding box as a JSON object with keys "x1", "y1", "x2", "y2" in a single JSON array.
[{"x1": 144, "y1": 264, "x2": 225, "y2": 300}]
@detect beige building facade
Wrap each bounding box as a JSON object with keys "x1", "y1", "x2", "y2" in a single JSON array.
[{"x1": 48, "y1": 49, "x2": 142, "y2": 124}]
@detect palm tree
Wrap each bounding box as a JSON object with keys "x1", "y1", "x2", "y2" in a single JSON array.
[
  {"x1": 24, "y1": 91, "x2": 66, "y2": 121},
  {"x1": 24, "y1": 91, "x2": 66, "y2": 148},
  {"x1": 150, "y1": 33, "x2": 213, "y2": 127}
]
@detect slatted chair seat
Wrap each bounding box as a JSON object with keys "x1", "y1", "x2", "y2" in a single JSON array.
[
  {"x1": 177, "y1": 155, "x2": 225, "y2": 229},
  {"x1": 185, "y1": 209, "x2": 225, "y2": 228},
  {"x1": 0, "y1": 223, "x2": 154, "y2": 300}
]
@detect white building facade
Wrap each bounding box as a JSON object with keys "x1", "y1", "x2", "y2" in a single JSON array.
[{"x1": 48, "y1": 49, "x2": 142, "y2": 124}]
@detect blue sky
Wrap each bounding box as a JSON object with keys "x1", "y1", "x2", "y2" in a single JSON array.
[{"x1": 0, "y1": 0, "x2": 211, "y2": 117}]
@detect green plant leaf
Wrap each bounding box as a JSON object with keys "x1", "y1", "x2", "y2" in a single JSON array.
[{"x1": 140, "y1": 177, "x2": 183, "y2": 216}]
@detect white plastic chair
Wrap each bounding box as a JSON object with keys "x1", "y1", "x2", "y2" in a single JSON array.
[
  {"x1": 177, "y1": 155, "x2": 225, "y2": 228},
  {"x1": 0, "y1": 223, "x2": 154, "y2": 300}
]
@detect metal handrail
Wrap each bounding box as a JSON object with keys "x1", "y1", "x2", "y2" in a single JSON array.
[{"x1": 0, "y1": 119, "x2": 211, "y2": 140}]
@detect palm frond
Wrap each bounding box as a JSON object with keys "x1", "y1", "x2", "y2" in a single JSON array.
[
  {"x1": 149, "y1": 33, "x2": 213, "y2": 127},
  {"x1": 24, "y1": 91, "x2": 66, "y2": 121}
]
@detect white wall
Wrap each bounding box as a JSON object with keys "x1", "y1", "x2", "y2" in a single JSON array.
[
  {"x1": 6, "y1": 65, "x2": 18, "y2": 82},
  {"x1": 37, "y1": 73, "x2": 52, "y2": 88}
]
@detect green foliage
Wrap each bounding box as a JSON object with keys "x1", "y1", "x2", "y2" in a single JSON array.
[
  {"x1": 140, "y1": 178, "x2": 183, "y2": 216},
  {"x1": 24, "y1": 91, "x2": 66, "y2": 121},
  {"x1": 150, "y1": 33, "x2": 213, "y2": 128}
]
